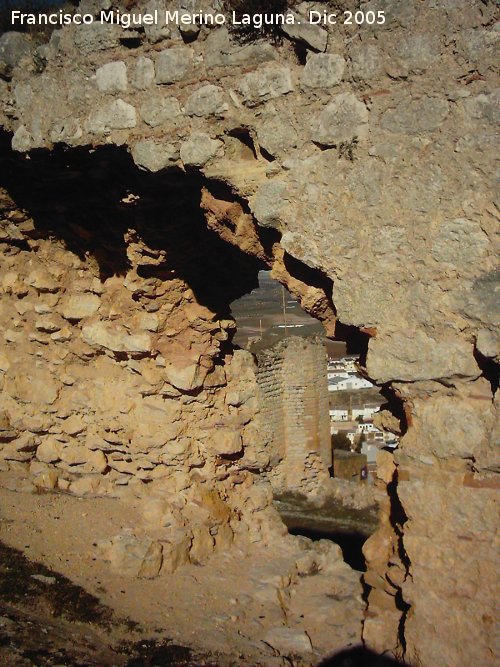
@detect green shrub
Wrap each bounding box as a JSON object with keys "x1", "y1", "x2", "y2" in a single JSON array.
[{"x1": 332, "y1": 432, "x2": 352, "y2": 451}]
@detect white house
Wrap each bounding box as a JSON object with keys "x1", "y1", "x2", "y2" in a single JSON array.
[
  {"x1": 329, "y1": 408, "x2": 349, "y2": 421},
  {"x1": 328, "y1": 359, "x2": 346, "y2": 371},
  {"x1": 327, "y1": 371, "x2": 349, "y2": 380},
  {"x1": 328, "y1": 373, "x2": 374, "y2": 392},
  {"x1": 330, "y1": 421, "x2": 358, "y2": 439},
  {"x1": 357, "y1": 422, "x2": 380, "y2": 434},
  {"x1": 352, "y1": 405, "x2": 379, "y2": 420},
  {"x1": 341, "y1": 356, "x2": 359, "y2": 373},
  {"x1": 346, "y1": 431, "x2": 357, "y2": 445}
]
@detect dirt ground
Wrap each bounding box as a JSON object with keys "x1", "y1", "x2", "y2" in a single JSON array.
[
  {"x1": 0, "y1": 536, "x2": 220, "y2": 666},
  {"x1": 0, "y1": 474, "x2": 365, "y2": 666}
]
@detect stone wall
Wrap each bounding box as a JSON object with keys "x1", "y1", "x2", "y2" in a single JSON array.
[
  {"x1": 0, "y1": 1, "x2": 498, "y2": 664},
  {"x1": 0, "y1": 158, "x2": 282, "y2": 573},
  {"x1": 256, "y1": 337, "x2": 331, "y2": 492}
]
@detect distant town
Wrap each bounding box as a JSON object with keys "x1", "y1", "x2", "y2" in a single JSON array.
[
  {"x1": 327, "y1": 354, "x2": 399, "y2": 476},
  {"x1": 232, "y1": 271, "x2": 399, "y2": 480}
]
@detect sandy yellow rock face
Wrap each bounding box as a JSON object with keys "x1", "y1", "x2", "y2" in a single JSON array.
[{"x1": 0, "y1": 2, "x2": 498, "y2": 664}]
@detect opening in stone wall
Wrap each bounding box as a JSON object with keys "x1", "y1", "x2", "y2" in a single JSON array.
[
  {"x1": 231, "y1": 269, "x2": 324, "y2": 350},
  {"x1": 1, "y1": 1, "x2": 497, "y2": 662},
  {"x1": 230, "y1": 271, "x2": 385, "y2": 571},
  {"x1": 0, "y1": 134, "x2": 377, "y2": 664}
]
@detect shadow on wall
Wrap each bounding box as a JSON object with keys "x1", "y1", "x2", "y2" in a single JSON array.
[
  {"x1": 289, "y1": 527, "x2": 368, "y2": 572},
  {"x1": 0, "y1": 131, "x2": 264, "y2": 313},
  {"x1": 317, "y1": 646, "x2": 410, "y2": 667}
]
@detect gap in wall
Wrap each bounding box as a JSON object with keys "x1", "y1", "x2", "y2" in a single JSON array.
[
  {"x1": 0, "y1": 134, "x2": 385, "y2": 622},
  {"x1": 231, "y1": 271, "x2": 380, "y2": 572}
]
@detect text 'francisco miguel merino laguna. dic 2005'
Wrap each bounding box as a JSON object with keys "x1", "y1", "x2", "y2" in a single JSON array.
[{"x1": 10, "y1": 8, "x2": 387, "y2": 29}]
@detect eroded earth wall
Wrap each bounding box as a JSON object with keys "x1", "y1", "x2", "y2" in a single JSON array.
[{"x1": 0, "y1": 1, "x2": 498, "y2": 665}]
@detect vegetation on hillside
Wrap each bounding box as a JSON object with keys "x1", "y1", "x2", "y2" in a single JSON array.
[{"x1": 223, "y1": 0, "x2": 291, "y2": 44}]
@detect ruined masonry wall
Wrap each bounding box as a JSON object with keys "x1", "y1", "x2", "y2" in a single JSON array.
[
  {"x1": 254, "y1": 350, "x2": 286, "y2": 464},
  {"x1": 0, "y1": 0, "x2": 499, "y2": 664},
  {"x1": 256, "y1": 337, "x2": 331, "y2": 492},
  {"x1": 0, "y1": 184, "x2": 279, "y2": 574}
]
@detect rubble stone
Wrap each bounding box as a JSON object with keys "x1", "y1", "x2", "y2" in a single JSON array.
[
  {"x1": 11, "y1": 126, "x2": 32, "y2": 153},
  {"x1": 367, "y1": 331, "x2": 479, "y2": 383},
  {"x1": 263, "y1": 627, "x2": 313, "y2": 654},
  {"x1": 381, "y1": 96, "x2": 449, "y2": 134},
  {"x1": 203, "y1": 28, "x2": 276, "y2": 68},
  {"x1": 301, "y1": 53, "x2": 345, "y2": 89},
  {"x1": 282, "y1": 12, "x2": 328, "y2": 52},
  {"x1": 256, "y1": 116, "x2": 298, "y2": 157},
  {"x1": 207, "y1": 430, "x2": 242, "y2": 456},
  {"x1": 131, "y1": 139, "x2": 179, "y2": 172},
  {"x1": 0, "y1": 32, "x2": 31, "y2": 80},
  {"x1": 60, "y1": 294, "x2": 100, "y2": 321},
  {"x1": 96, "y1": 61, "x2": 128, "y2": 93},
  {"x1": 105, "y1": 533, "x2": 163, "y2": 578},
  {"x1": 349, "y1": 43, "x2": 381, "y2": 81},
  {"x1": 185, "y1": 85, "x2": 226, "y2": 117},
  {"x1": 131, "y1": 56, "x2": 155, "y2": 90},
  {"x1": 36, "y1": 439, "x2": 62, "y2": 464},
  {"x1": 87, "y1": 99, "x2": 137, "y2": 133},
  {"x1": 139, "y1": 96, "x2": 182, "y2": 127},
  {"x1": 238, "y1": 65, "x2": 293, "y2": 107},
  {"x1": 312, "y1": 93, "x2": 369, "y2": 145},
  {"x1": 74, "y1": 24, "x2": 121, "y2": 55},
  {"x1": 82, "y1": 321, "x2": 152, "y2": 353},
  {"x1": 251, "y1": 180, "x2": 288, "y2": 229},
  {"x1": 155, "y1": 47, "x2": 193, "y2": 84},
  {"x1": 143, "y1": 0, "x2": 171, "y2": 43},
  {"x1": 180, "y1": 133, "x2": 221, "y2": 167}
]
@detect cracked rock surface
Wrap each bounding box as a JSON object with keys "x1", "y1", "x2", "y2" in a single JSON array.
[{"x1": 0, "y1": 1, "x2": 498, "y2": 665}]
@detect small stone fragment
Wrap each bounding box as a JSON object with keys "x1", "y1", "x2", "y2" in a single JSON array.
[
  {"x1": 31, "y1": 574, "x2": 56, "y2": 585},
  {"x1": 312, "y1": 92, "x2": 369, "y2": 145},
  {"x1": 131, "y1": 56, "x2": 155, "y2": 90},
  {"x1": 96, "y1": 61, "x2": 127, "y2": 93},
  {"x1": 12, "y1": 125, "x2": 32, "y2": 153},
  {"x1": 180, "y1": 133, "x2": 222, "y2": 167},
  {"x1": 155, "y1": 47, "x2": 193, "y2": 84},
  {"x1": 301, "y1": 53, "x2": 345, "y2": 88},
  {"x1": 131, "y1": 140, "x2": 179, "y2": 172}
]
